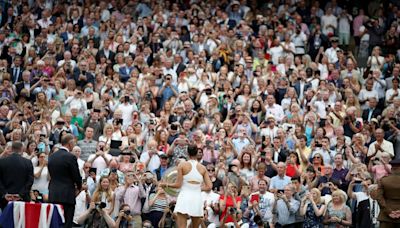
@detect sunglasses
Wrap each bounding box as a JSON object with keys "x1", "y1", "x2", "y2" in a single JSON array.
[
  {"x1": 314, "y1": 156, "x2": 321, "y2": 159},
  {"x1": 207, "y1": 169, "x2": 215, "y2": 172}
]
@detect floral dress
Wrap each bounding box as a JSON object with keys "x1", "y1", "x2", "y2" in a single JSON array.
[
  {"x1": 304, "y1": 202, "x2": 323, "y2": 228},
  {"x1": 326, "y1": 203, "x2": 350, "y2": 228}
]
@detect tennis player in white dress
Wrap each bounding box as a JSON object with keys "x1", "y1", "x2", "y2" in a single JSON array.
[{"x1": 160, "y1": 145, "x2": 212, "y2": 228}]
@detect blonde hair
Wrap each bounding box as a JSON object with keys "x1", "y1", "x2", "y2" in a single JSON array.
[
  {"x1": 103, "y1": 123, "x2": 114, "y2": 135},
  {"x1": 331, "y1": 189, "x2": 347, "y2": 204},
  {"x1": 92, "y1": 176, "x2": 113, "y2": 204},
  {"x1": 310, "y1": 188, "x2": 322, "y2": 204}
]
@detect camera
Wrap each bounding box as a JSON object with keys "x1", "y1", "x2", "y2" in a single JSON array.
[
  {"x1": 124, "y1": 96, "x2": 130, "y2": 102},
  {"x1": 145, "y1": 91, "x2": 153, "y2": 100},
  {"x1": 96, "y1": 202, "x2": 107, "y2": 209},
  {"x1": 229, "y1": 207, "x2": 236, "y2": 215},
  {"x1": 315, "y1": 143, "x2": 322, "y2": 148},
  {"x1": 205, "y1": 88, "x2": 212, "y2": 95},
  {"x1": 124, "y1": 210, "x2": 131, "y2": 215}
]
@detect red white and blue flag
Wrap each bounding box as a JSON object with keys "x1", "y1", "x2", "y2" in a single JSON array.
[{"x1": 0, "y1": 202, "x2": 65, "y2": 228}]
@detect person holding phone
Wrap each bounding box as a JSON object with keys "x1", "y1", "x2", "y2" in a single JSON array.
[
  {"x1": 219, "y1": 182, "x2": 242, "y2": 226},
  {"x1": 348, "y1": 176, "x2": 373, "y2": 228},
  {"x1": 300, "y1": 188, "x2": 326, "y2": 228},
  {"x1": 245, "y1": 179, "x2": 275, "y2": 226}
]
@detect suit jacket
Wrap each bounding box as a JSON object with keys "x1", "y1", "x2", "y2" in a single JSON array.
[
  {"x1": 0, "y1": 153, "x2": 33, "y2": 201},
  {"x1": 174, "y1": 63, "x2": 186, "y2": 76},
  {"x1": 73, "y1": 68, "x2": 95, "y2": 88},
  {"x1": 362, "y1": 108, "x2": 382, "y2": 122},
  {"x1": 81, "y1": 36, "x2": 100, "y2": 49},
  {"x1": 96, "y1": 49, "x2": 115, "y2": 63},
  {"x1": 15, "y1": 81, "x2": 34, "y2": 94},
  {"x1": 119, "y1": 65, "x2": 136, "y2": 82},
  {"x1": 8, "y1": 66, "x2": 23, "y2": 84},
  {"x1": 376, "y1": 172, "x2": 400, "y2": 223},
  {"x1": 48, "y1": 148, "x2": 82, "y2": 205},
  {"x1": 294, "y1": 81, "x2": 311, "y2": 98}
]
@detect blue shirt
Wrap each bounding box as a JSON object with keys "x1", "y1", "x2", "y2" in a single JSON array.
[
  {"x1": 270, "y1": 175, "x2": 291, "y2": 191},
  {"x1": 160, "y1": 85, "x2": 178, "y2": 108}
]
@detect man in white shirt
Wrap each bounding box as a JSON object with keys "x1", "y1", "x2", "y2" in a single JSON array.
[
  {"x1": 232, "y1": 128, "x2": 252, "y2": 155},
  {"x1": 140, "y1": 140, "x2": 161, "y2": 172},
  {"x1": 87, "y1": 141, "x2": 112, "y2": 175},
  {"x1": 358, "y1": 78, "x2": 379, "y2": 110},
  {"x1": 265, "y1": 95, "x2": 284, "y2": 123},
  {"x1": 37, "y1": 9, "x2": 53, "y2": 29},
  {"x1": 202, "y1": 189, "x2": 220, "y2": 226},
  {"x1": 291, "y1": 27, "x2": 307, "y2": 55},
  {"x1": 247, "y1": 179, "x2": 275, "y2": 226},
  {"x1": 321, "y1": 8, "x2": 337, "y2": 36},
  {"x1": 367, "y1": 128, "x2": 394, "y2": 159},
  {"x1": 324, "y1": 37, "x2": 341, "y2": 64},
  {"x1": 116, "y1": 96, "x2": 137, "y2": 127}
]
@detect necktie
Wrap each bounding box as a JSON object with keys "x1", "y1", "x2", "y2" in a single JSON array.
[{"x1": 368, "y1": 109, "x2": 373, "y2": 121}]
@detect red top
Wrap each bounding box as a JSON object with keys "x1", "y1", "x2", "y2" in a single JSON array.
[
  {"x1": 286, "y1": 164, "x2": 299, "y2": 177},
  {"x1": 219, "y1": 195, "x2": 242, "y2": 224}
]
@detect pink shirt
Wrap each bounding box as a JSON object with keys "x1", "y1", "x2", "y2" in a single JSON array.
[
  {"x1": 372, "y1": 164, "x2": 391, "y2": 180},
  {"x1": 353, "y1": 15, "x2": 365, "y2": 36},
  {"x1": 114, "y1": 184, "x2": 146, "y2": 215}
]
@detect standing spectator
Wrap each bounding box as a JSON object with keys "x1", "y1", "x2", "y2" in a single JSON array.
[
  {"x1": 321, "y1": 8, "x2": 337, "y2": 36},
  {"x1": 114, "y1": 169, "x2": 145, "y2": 224},
  {"x1": 274, "y1": 184, "x2": 300, "y2": 228},
  {"x1": 270, "y1": 162, "x2": 292, "y2": 193},
  {"x1": 77, "y1": 127, "x2": 98, "y2": 161},
  {"x1": 48, "y1": 134, "x2": 82, "y2": 228},
  {"x1": 367, "y1": 128, "x2": 394, "y2": 159},
  {"x1": 0, "y1": 142, "x2": 34, "y2": 209},
  {"x1": 300, "y1": 188, "x2": 326, "y2": 228},
  {"x1": 324, "y1": 190, "x2": 352, "y2": 227},
  {"x1": 32, "y1": 152, "x2": 50, "y2": 202}
]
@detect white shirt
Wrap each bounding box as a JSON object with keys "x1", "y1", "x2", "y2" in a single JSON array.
[
  {"x1": 291, "y1": 32, "x2": 307, "y2": 55},
  {"x1": 232, "y1": 137, "x2": 251, "y2": 155},
  {"x1": 321, "y1": 14, "x2": 337, "y2": 35},
  {"x1": 87, "y1": 153, "x2": 113, "y2": 175},
  {"x1": 140, "y1": 151, "x2": 161, "y2": 172},
  {"x1": 385, "y1": 88, "x2": 400, "y2": 103},
  {"x1": 116, "y1": 103, "x2": 137, "y2": 127},
  {"x1": 325, "y1": 47, "x2": 340, "y2": 64},
  {"x1": 358, "y1": 89, "x2": 379, "y2": 109},
  {"x1": 367, "y1": 140, "x2": 394, "y2": 158},
  {"x1": 73, "y1": 190, "x2": 88, "y2": 224},
  {"x1": 202, "y1": 191, "x2": 220, "y2": 226},
  {"x1": 256, "y1": 191, "x2": 275, "y2": 223},
  {"x1": 269, "y1": 46, "x2": 284, "y2": 65},
  {"x1": 265, "y1": 104, "x2": 284, "y2": 122},
  {"x1": 32, "y1": 166, "x2": 49, "y2": 194}
]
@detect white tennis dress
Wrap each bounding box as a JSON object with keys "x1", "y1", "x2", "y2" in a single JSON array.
[{"x1": 174, "y1": 160, "x2": 204, "y2": 217}]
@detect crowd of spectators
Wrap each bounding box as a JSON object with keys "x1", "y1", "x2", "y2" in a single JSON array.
[{"x1": 0, "y1": 0, "x2": 400, "y2": 227}]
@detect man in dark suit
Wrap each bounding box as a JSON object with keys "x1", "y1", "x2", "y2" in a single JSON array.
[
  {"x1": 173, "y1": 54, "x2": 186, "y2": 77},
  {"x1": 8, "y1": 55, "x2": 23, "y2": 84},
  {"x1": 73, "y1": 60, "x2": 95, "y2": 88},
  {"x1": 294, "y1": 71, "x2": 311, "y2": 99},
  {"x1": 362, "y1": 97, "x2": 382, "y2": 123},
  {"x1": 0, "y1": 142, "x2": 34, "y2": 209},
  {"x1": 96, "y1": 39, "x2": 115, "y2": 64},
  {"x1": 15, "y1": 70, "x2": 34, "y2": 95},
  {"x1": 48, "y1": 134, "x2": 82, "y2": 228},
  {"x1": 81, "y1": 27, "x2": 100, "y2": 49},
  {"x1": 119, "y1": 55, "x2": 136, "y2": 83}
]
